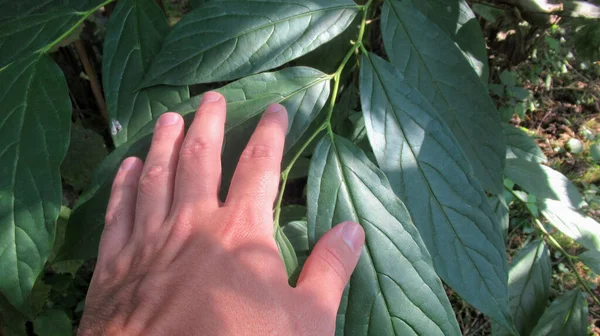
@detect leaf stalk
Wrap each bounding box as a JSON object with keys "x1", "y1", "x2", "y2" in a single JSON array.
[{"x1": 272, "y1": 0, "x2": 373, "y2": 229}]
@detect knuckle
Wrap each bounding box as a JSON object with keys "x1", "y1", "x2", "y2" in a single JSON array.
[
  {"x1": 138, "y1": 165, "x2": 169, "y2": 195},
  {"x1": 240, "y1": 144, "x2": 277, "y2": 162},
  {"x1": 315, "y1": 247, "x2": 350, "y2": 283},
  {"x1": 180, "y1": 138, "x2": 213, "y2": 159}
]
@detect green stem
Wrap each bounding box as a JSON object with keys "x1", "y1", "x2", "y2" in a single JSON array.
[
  {"x1": 272, "y1": 0, "x2": 373, "y2": 228},
  {"x1": 38, "y1": 0, "x2": 116, "y2": 54},
  {"x1": 506, "y1": 186, "x2": 600, "y2": 305}
]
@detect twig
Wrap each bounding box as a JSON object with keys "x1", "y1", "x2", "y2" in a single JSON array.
[{"x1": 74, "y1": 39, "x2": 108, "y2": 122}]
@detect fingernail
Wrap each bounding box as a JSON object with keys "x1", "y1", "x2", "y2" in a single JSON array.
[
  {"x1": 203, "y1": 91, "x2": 222, "y2": 103},
  {"x1": 121, "y1": 157, "x2": 139, "y2": 171},
  {"x1": 158, "y1": 112, "x2": 180, "y2": 126},
  {"x1": 266, "y1": 104, "x2": 285, "y2": 114},
  {"x1": 341, "y1": 222, "x2": 363, "y2": 255}
]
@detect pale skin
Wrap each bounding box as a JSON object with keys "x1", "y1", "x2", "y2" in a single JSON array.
[{"x1": 78, "y1": 92, "x2": 366, "y2": 335}]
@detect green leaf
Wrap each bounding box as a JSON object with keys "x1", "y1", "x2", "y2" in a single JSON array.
[
  {"x1": 103, "y1": 0, "x2": 189, "y2": 146},
  {"x1": 0, "y1": 293, "x2": 27, "y2": 336},
  {"x1": 493, "y1": 240, "x2": 551, "y2": 336},
  {"x1": 0, "y1": 0, "x2": 109, "y2": 18},
  {"x1": 140, "y1": 0, "x2": 359, "y2": 87},
  {"x1": 504, "y1": 124, "x2": 547, "y2": 163},
  {"x1": 530, "y1": 290, "x2": 588, "y2": 336},
  {"x1": 489, "y1": 195, "x2": 509, "y2": 241},
  {"x1": 274, "y1": 226, "x2": 298, "y2": 278},
  {"x1": 59, "y1": 67, "x2": 329, "y2": 260},
  {"x1": 359, "y1": 53, "x2": 513, "y2": 332},
  {"x1": 505, "y1": 158, "x2": 584, "y2": 208},
  {"x1": 33, "y1": 309, "x2": 72, "y2": 336},
  {"x1": 402, "y1": 0, "x2": 489, "y2": 83},
  {"x1": 579, "y1": 250, "x2": 600, "y2": 274},
  {"x1": 282, "y1": 220, "x2": 309, "y2": 261},
  {"x1": 381, "y1": 0, "x2": 504, "y2": 194},
  {"x1": 308, "y1": 135, "x2": 461, "y2": 335},
  {"x1": 0, "y1": 0, "x2": 110, "y2": 68},
  {"x1": 0, "y1": 55, "x2": 71, "y2": 310},
  {"x1": 282, "y1": 220, "x2": 308, "y2": 286},
  {"x1": 60, "y1": 124, "x2": 108, "y2": 191},
  {"x1": 279, "y1": 205, "x2": 307, "y2": 227},
  {"x1": 539, "y1": 199, "x2": 600, "y2": 252}
]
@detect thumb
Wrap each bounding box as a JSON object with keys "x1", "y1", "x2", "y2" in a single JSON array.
[{"x1": 296, "y1": 221, "x2": 365, "y2": 306}]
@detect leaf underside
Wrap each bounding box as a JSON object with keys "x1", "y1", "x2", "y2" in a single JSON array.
[
  {"x1": 141, "y1": 0, "x2": 359, "y2": 87},
  {"x1": 505, "y1": 158, "x2": 584, "y2": 208},
  {"x1": 402, "y1": 0, "x2": 489, "y2": 84},
  {"x1": 359, "y1": 53, "x2": 513, "y2": 331},
  {"x1": 308, "y1": 135, "x2": 460, "y2": 335},
  {"x1": 503, "y1": 124, "x2": 547, "y2": 163},
  {"x1": 530, "y1": 290, "x2": 588, "y2": 336},
  {"x1": 493, "y1": 240, "x2": 551, "y2": 336},
  {"x1": 381, "y1": 0, "x2": 505, "y2": 194},
  {"x1": 0, "y1": 55, "x2": 71, "y2": 309}
]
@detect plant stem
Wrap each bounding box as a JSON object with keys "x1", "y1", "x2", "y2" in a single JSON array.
[
  {"x1": 531, "y1": 218, "x2": 600, "y2": 306},
  {"x1": 506, "y1": 186, "x2": 600, "y2": 305},
  {"x1": 272, "y1": 0, "x2": 373, "y2": 229},
  {"x1": 75, "y1": 39, "x2": 108, "y2": 122}
]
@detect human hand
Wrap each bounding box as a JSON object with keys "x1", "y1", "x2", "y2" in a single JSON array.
[{"x1": 78, "y1": 92, "x2": 365, "y2": 335}]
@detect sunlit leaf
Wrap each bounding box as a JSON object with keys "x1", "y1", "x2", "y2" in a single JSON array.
[
  {"x1": 359, "y1": 53, "x2": 513, "y2": 332},
  {"x1": 401, "y1": 0, "x2": 489, "y2": 83},
  {"x1": 381, "y1": 0, "x2": 505, "y2": 194},
  {"x1": 503, "y1": 124, "x2": 547, "y2": 163},
  {"x1": 505, "y1": 158, "x2": 584, "y2": 208},
  {"x1": 308, "y1": 135, "x2": 461, "y2": 335},
  {"x1": 539, "y1": 199, "x2": 600, "y2": 252}
]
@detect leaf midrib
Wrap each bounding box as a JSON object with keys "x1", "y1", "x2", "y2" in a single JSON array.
[
  {"x1": 363, "y1": 52, "x2": 508, "y2": 323},
  {"x1": 9, "y1": 56, "x2": 39, "y2": 303},
  {"x1": 144, "y1": 3, "x2": 359, "y2": 82},
  {"x1": 327, "y1": 137, "x2": 395, "y2": 335},
  {"x1": 384, "y1": 0, "x2": 499, "y2": 191}
]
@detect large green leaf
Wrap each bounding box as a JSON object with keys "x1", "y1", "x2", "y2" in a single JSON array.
[
  {"x1": 401, "y1": 0, "x2": 489, "y2": 83},
  {"x1": 381, "y1": 0, "x2": 505, "y2": 194},
  {"x1": 579, "y1": 250, "x2": 600, "y2": 274},
  {"x1": 539, "y1": 199, "x2": 600, "y2": 252},
  {"x1": 103, "y1": 0, "x2": 189, "y2": 146},
  {"x1": 307, "y1": 135, "x2": 461, "y2": 335},
  {"x1": 359, "y1": 53, "x2": 513, "y2": 331},
  {"x1": 503, "y1": 124, "x2": 547, "y2": 163},
  {"x1": 493, "y1": 240, "x2": 551, "y2": 336},
  {"x1": 140, "y1": 0, "x2": 358, "y2": 87},
  {"x1": 505, "y1": 158, "x2": 584, "y2": 208},
  {"x1": 489, "y1": 194, "x2": 509, "y2": 241},
  {"x1": 0, "y1": 0, "x2": 110, "y2": 69},
  {"x1": 530, "y1": 290, "x2": 588, "y2": 336},
  {"x1": 0, "y1": 0, "x2": 108, "y2": 18},
  {"x1": 59, "y1": 67, "x2": 329, "y2": 260},
  {"x1": 0, "y1": 55, "x2": 71, "y2": 309}
]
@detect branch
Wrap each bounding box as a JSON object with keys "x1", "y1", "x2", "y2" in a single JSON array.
[{"x1": 75, "y1": 39, "x2": 108, "y2": 122}]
